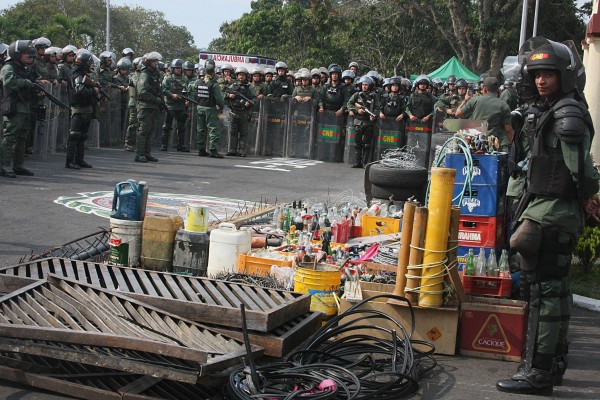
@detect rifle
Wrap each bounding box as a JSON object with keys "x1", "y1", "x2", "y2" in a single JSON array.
[
  {"x1": 224, "y1": 86, "x2": 253, "y2": 104},
  {"x1": 32, "y1": 83, "x2": 69, "y2": 109},
  {"x1": 354, "y1": 100, "x2": 376, "y2": 118},
  {"x1": 171, "y1": 81, "x2": 198, "y2": 105},
  {"x1": 82, "y1": 75, "x2": 110, "y2": 101},
  {"x1": 103, "y1": 81, "x2": 127, "y2": 91}
]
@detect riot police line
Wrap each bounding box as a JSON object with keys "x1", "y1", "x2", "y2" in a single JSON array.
[{"x1": 27, "y1": 82, "x2": 447, "y2": 169}]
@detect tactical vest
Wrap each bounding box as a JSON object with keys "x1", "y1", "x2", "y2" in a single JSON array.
[
  {"x1": 270, "y1": 77, "x2": 291, "y2": 98},
  {"x1": 383, "y1": 93, "x2": 404, "y2": 117},
  {"x1": 228, "y1": 82, "x2": 252, "y2": 111},
  {"x1": 410, "y1": 92, "x2": 434, "y2": 118},
  {"x1": 165, "y1": 75, "x2": 186, "y2": 104},
  {"x1": 526, "y1": 105, "x2": 578, "y2": 199},
  {"x1": 323, "y1": 82, "x2": 344, "y2": 110},
  {"x1": 196, "y1": 78, "x2": 215, "y2": 107},
  {"x1": 355, "y1": 92, "x2": 376, "y2": 121}
]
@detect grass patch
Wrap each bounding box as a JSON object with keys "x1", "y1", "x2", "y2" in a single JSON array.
[{"x1": 571, "y1": 261, "x2": 600, "y2": 300}]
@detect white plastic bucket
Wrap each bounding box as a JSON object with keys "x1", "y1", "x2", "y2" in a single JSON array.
[
  {"x1": 186, "y1": 204, "x2": 209, "y2": 233},
  {"x1": 207, "y1": 222, "x2": 251, "y2": 277},
  {"x1": 109, "y1": 217, "x2": 143, "y2": 267}
]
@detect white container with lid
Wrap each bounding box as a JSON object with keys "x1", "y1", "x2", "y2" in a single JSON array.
[{"x1": 207, "y1": 222, "x2": 251, "y2": 277}]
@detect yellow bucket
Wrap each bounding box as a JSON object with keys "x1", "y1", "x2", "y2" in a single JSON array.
[{"x1": 294, "y1": 265, "x2": 342, "y2": 318}]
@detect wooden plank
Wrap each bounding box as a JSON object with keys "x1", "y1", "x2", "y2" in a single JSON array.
[
  {"x1": 40, "y1": 286, "x2": 99, "y2": 332},
  {"x1": 21, "y1": 293, "x2": 64, "y2": 328},
  {"x1": 202, "y1": 280, "x2": 232, "y2": 307},
  {"x1": 112, "y1": 268, "x2": 130, "y2": 292},
  {"x1": 240, "y1": 285, "x2": 270, "y2": 311},
  {"x1": 136, "y1": 270, "x2": 158, "y2": 296},
  {"x1": 0, "y1": 338, "x2": 200, "y2": 384},
  {"x1": 5, "y1": 299, "x2": 37, "y2": 325},
  {"x1": 215, "y1": 281, "x2": 242, "y2": 308},
  {"x1": 86, "y1": 263, "x2": 102, "y2": 286},
  {"x1": 230, "y1": 284, "x2": 261, "y2": 311},
  {"x1": 122, "y1": 268, "x2": 143, "y2": 294},
  {"x1": 188, "y1": 279, "x2": 217, "y2": 305},
  {"x1": 162, "y1": 274, "x2": 186, "y2": 301},
  {"x1": 174, "y1": 275, "x2": 197, "y2": 301},
  {"x1": 0, "y1": 275, "x2": 35, "y2": 294},
  {"x1": 0, "y1": 364, "x2": 122, "y2": 400},
  {"x1": 32, "y1": 290, "x2": 84, "y2": 331},
  {"x1": 99, "y1": 266, "x2": 117, "y2": 290},
  {"x1": 253, "y1": 287, "x2": 279, "y2": 308},
  {"x1": 148, "y1": 272, "x2": 174, "y2": 299},
  {"x1": 117, "y1": 375, "x2": 162, "y2": 396}
]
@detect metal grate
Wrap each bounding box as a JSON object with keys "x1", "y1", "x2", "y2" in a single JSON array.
[{"x1": 0, "y1": 257, "x2": 311, "y2": 332}]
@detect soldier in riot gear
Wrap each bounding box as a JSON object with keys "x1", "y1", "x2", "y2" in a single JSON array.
[
  {"x1": 134, "y1": 52, "x2": 163, "y2": 163},
  {"x1": 348, "y1": 62, "x2": 359, "y2": 79},
  {"x1": 431, "y1": 77, "x2": 444, "y2": 96},
  {"x1": 380, "y1": 76, "x2": 405, "y2": 122},
  {"x1": 98, "y1": 51, "x2": 123, "y2": 90},
  {"x1": 218, "y1": 63, "x2": 234, "y2": 92},
  {"x1": 436, "y1": 77, "x2": 465, "y2": 119},
  {"x1": 0, "y1": 43, "x2": 8, "y2": 68},
  {"x1": 225, "y1": 67, "x2": 256, "y2": 157},
  {"x1": 0, "y1": 40, "x2": 38, "y2": 177},
  {"x1": 292, "y1": 70, "x2": 315, "y2": 104},
  {"x1": 65, "y1": 49, "x2": 102, "y2": 169},
  {"x1": 406, "y1": 75, "x2": 436, "y2": 124},
  {"x1": 58, "y1": 45, "x2": 77, "y2": 89},
  {"x1": 268, "y1": 61, "x2": 293, "y2": 99},
  {"x1": 114, "y1": 57, "x2": 131, "y2": 135},
  {"x1": 122, "y1": 48, "x2": 134, "y2": 61},
  {"x1": 187, "y1": 59, "x2": 224, "y2": 158},
  {"x1": 182, "y1": 61, "x2": 195, "y2": 82},
  {"x1": 500, "y1": 79, "x2": 519, "y2": 111},
  {"x1": 124, "y1": 57, "x2": 142, "y2": 151},
  {"x1": 160, "y1": 59, "x2": 190, "y2": 152},
  {"x1": 44, "y1": 47, "x2": 60, "y2": 82},
  {"x1": 318, "y1": 64, "x2": 347, "y2": 117},
  {"x1": 250, "y1": 67, "x2": 268, "y2": 100},
  {"x1": 496, "y1": 38, "x2": 600, "y2": 396},
  {"x1": 264, "y1": 68, "x2": 274, "y2": 85},
  {"x1": 347, "y1": 76, "x2": 380, "y2": 168}
]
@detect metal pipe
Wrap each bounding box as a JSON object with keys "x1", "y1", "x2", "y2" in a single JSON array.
[
  {"x1": 519, "y1": 0, "x2": 529, "y2": 49},
  {"x1": 106, "y1": 0, "x2": 111, "y2": 51}
]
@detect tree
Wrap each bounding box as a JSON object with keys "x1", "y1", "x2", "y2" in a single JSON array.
[{"x1": 44, "y1": 14, "x2": 96, "y2": 49}]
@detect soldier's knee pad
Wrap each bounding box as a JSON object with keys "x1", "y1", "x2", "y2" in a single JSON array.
[
  {"x1": 69, "y1": 131, "x2": 82, "y2": 141},
  {"x1": 510, "y1": 219, "x2": 542, "y2": 273},
  {"x1": 538, "y1": 228, "x2": 574, "y2": 279}
]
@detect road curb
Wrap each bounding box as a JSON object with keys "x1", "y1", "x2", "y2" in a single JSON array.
[{"x1": 573, "y1": 294, "x2": 600, "y2": 313}]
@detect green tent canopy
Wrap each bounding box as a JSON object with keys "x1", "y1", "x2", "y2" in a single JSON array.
[{"x1": 427, "y1": 56, "x2": 479, "y2": 82}]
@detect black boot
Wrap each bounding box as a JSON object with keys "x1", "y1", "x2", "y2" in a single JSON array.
[
  {"x1": 0, "y1": 166, "x2": 16, "y2": 178},
  {"x1": 351, "y1": 147, "x2": 363, "y2": 168},
  {"x1": 76, "y1": 141, "x2": 92, "y2": 168},
  {"x1": 13, "y1": 167, "x2": 34, "y2": 176},
  {"x1": 209, "y1": 149, "x2": 223, "y2": 159},
  {"x1": 65, "y1": 142, "x2": 80, "y2": 169},
  {"x1": 362, "y1": 146, "x2": 371, "y2": 167},
  {"x1": 160, "y1": 128, "x2": 169, "y2": 151},
  {"x1": 496, "y1": 368, "x2": 553, "y2": 396},
  {"x1": 553, "y1": 341, "x2": 569, "y2": 385}
]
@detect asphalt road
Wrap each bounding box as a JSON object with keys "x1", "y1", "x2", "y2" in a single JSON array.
[{"x1": 0, "y1": 147, "x2": 599, "y2": 399}]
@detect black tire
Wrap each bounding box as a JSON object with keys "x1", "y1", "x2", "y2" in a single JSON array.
[
  {"x1": 371, "y1": 183, "x2": 424, "y2": 202},
  {"x1": 369, "y1": 163, "x2": 428, "y2": 187}
]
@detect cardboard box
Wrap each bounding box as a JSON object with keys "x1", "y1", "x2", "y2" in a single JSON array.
[
  {"x1": 338, "y1": 281, "x2": 459, "y2": 355},
  {"x1": 460, "y1": 296, "x2": 527, "y2": 362}
]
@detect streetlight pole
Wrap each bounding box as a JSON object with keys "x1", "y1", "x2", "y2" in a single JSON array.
[
  {"x1": 106, "y1": 0, "x2": 111, "y2": 51},
  {"x1": 519, "y1": 0, "x2": 528, "y2": 49}
]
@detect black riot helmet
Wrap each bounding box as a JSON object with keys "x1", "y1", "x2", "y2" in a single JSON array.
[
  {"x1": 183, "y1": 61, "x2": 194, "y2": 71},
  {"x1": 516, "y1": 65, "x2": 535, "y2": 101},
  {"x1": 358, "y1": 75, "x2": 374, "y2": 90},
  {"x1": 446, "y1": 75, "x2": 457, "y2": 85},
  {"x1": 7, "y1": 40, "x2": 35, "y2": 61},
  {"x1": 525, "y1": 39, "x2": 578, "y2": 95},
  {"x1": 205, "y1": 59, "x2": 216, "y2": 73},
  {"x1": 170, "y1": 58, "x2": 184, "y2": 72},
  {"x1": 328, "y1": 64, "x2": 342, "y2": 74},
  {"x1": 74, "y1": 49, "x2": 93, "y2": 70},
  {"x1": 455, "y1": 78, "x2": 468, "y2": 88}
]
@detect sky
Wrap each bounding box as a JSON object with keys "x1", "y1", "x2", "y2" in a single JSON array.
[{"x1": 0, "y1": 0, "x2": 254, "y2": 49}]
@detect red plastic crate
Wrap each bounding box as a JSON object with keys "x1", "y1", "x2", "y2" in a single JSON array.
[
  {"x1": 462, "y1": 275, "x2": 512, "y2": 298},
  {"x1": 458, "y1": 215, "x2": 505, "y2": 248},
  {"x1": 332, "y1": 219, "x2": 350, "y2": 243}
]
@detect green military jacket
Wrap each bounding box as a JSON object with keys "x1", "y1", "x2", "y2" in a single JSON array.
[
  {"x1": 435, "y1": 92, "x2": 462, "y2": 113},
  {"x1": 98, "y1": 67, "x2": 117, "y2": 88},
  {"x1": 128, "y1": 70, "x2": 139, "y2": 107},
  {"x1": 218, "y1": 75, "x2": 235, "y2": 93},
  {"x1": 292, "y1": 85, "x2": 315, "y2": 99},
  {"x1": 347, "y1": 90, "x2": 380, "y2": 125},
  {"x1": 31, "y1": 56, "x2": 50, "y2": 81},
  {"x1": 113, "y1": 72, "x2": 129, "y2": 104},
  {"x1": 58, "y1": 63, "x2": 74, "y2": 87},
  {"x1": 161, "y1": 73, "x2": 188, "y2": 111},
  {"x1": 405, "y1": 91, "x2": 437, "y2": 119},
  {"x1": 0, "y1": 61, "x2": 36, "y2": 113},
  {"x1": 460, "y1": 93, "x2": 511, "y2": 149},
  {"x1": 46, "y1": 62, "x2": 59, "y2": 81},
  {"x1": 136, "y1": 66, "x2": 162, "y2": 111},
  {"x1": 251, "y1": 82, "x2": 268, "y2": 97}
]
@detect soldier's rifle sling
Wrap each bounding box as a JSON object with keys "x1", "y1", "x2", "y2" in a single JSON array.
[{"x1": 32, "y1": 83, "x2": 69, "y2": 109}]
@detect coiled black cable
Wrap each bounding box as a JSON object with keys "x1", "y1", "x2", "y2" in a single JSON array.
[{"x1": 227, "y1": 294, "x2": 436, "y2": 399}]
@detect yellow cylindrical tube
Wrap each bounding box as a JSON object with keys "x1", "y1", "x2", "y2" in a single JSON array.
[
  {"x1": 404, "y1": 206, "x2": 428, "y2": 305},
  {"x1": 393, "y1": 200, "x2": 418, "y2": 297},
  {"x1": 419, "y1": 168, "x2": 456, "y2": 308}
]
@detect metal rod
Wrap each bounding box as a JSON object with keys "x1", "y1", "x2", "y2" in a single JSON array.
[
  {"x1": 532, "y1": 0, "x2": 540, "y2": 37},
  {"x1": 519, "y1": 0, "x2": 529, "y2": 49}
]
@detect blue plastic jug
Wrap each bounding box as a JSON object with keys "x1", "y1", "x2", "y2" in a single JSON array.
[{"x1": 111, "y1": 180, "x2": 144, "y2": 221}]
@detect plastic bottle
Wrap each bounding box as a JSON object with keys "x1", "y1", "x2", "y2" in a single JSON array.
[
  {"x1": 499, "y1": 249, "x2": 510, "y2": 278},
  {"x1": 283, "y1": 206, "x2": 291, "y2": 232},
  {"x1": 488, "y1": 248, "x2": 498, "y2": 277},
  {"x1": 272, "y1": 206, "x2": 280, "y2": 226},
  {"x1": 277, "y1": 207, "x2": 285, "y2": 230},
  {"x1": 465, "y1": 248, "x2": 475, "y2": 276}
]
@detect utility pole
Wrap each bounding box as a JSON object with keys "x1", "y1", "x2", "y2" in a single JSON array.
[{"x1": 106, "y1": 0, "x2": 111, "y2": 51}]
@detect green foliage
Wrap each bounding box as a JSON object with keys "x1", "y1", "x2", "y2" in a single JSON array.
[
  {"x1": 0, "y1": 0, "x2": 197, "y2": 61},
  {"x1": 575, "y1": 226, "x2": 600, "y2": 273}
]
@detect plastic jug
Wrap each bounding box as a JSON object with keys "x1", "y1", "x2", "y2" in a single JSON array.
[
  {"x1": 207, "y1": 222, "x2": 251, "y2": 277},
  {"x1": 111, "y1": 180, "x2": 147, "y2": 221},
  {"x1": 141, "y1": 214, "x2": 184, "y2": 272}
]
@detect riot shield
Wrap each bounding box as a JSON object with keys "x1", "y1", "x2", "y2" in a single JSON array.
[
  {"x1": 53, "y1": 84, "x2": 70, "y2": 153},
  {"x1": 262, "y1": 96, "x2": 290, "y2": 157},
  {"x1": 188, "y1": 106, "x2": 198, "y2": 151},
  {"x1": 375, "y1": 118, "x2": 403, "y2": 161},
  {"x1": 246, "y1": 100, "x2": 263, "y2": 156},
  {"x1": 343, "y1": 116, "x2": 355, "y2": 165},
  {"x1": 286, "y1": 100, "x2": 315, "y2": 159},
  {"x1": 405, "y1": 120, "x2": 433, "y2": 169},
  {"x1": 33, "y1": 82, "x2": 52, "y2": 159},
  {"x1": 218, "y1": 106, "x2": 232, "y2": 153},
  {"x1": 433, "y1": 109, "x2": 447, "y2": 133},
  {"x1": 314, "y1": 110, "x2": 344, "y2": 162},
  {"x1": 98, "y1": 87, "x2": 122, "y2": 147}
]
